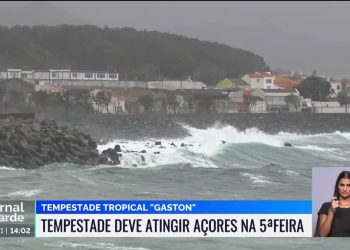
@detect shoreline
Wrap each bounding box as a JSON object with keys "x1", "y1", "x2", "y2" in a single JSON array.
[{"x1": 49, "y1": 112, "x2": 350, "y2": 142}]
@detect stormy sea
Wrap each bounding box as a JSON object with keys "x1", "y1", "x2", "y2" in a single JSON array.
[{"x1": 1, "y1": 114, "x2": 350, "y2": 249}]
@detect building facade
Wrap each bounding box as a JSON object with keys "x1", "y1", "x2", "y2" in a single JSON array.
[
  {"x1": 0, "y1": 69, "x2": 119, "y2": 83},
  {"x1": 242, "y1": 72, "x2": 277, "y2": 89}
]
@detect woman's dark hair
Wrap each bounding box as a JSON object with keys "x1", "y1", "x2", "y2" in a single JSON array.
[{"x1": 333, "y1": 171, "x2": 350, "y2": 198}]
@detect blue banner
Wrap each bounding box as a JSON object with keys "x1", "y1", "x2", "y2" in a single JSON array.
[{"x1": 36, "y1": 200, "x2": 312, "y2": 214}]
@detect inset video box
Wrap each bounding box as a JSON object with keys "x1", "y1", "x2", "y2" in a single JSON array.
[{"x1": 35, "y1": 200, "x2": 312, "y2": 237}]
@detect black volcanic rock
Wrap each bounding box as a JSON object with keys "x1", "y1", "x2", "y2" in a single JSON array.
[{"x1": 0, "y1": 117, "x2": 115, "y2": 169}]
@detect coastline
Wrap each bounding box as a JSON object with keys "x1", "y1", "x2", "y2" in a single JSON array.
[{"x1": 51, "y1": 113, "x2": 350, "y2": 142}]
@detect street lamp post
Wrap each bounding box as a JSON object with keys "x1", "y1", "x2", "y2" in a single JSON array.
[{"x1": 155, "y1": 67, "x2": 161, "y2": 81}]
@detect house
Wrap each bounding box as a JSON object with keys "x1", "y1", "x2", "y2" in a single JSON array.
[
  {"x1": 261, "y1": 89, "x2": 302, "y2": 112},
  {"x1": 273, "y1": 75, "x2": 304, "y2": 90},
  {"x1": 216, "y1": 78, "x2": 250, "y2": 90},
  {"x1": 228, "y1": 90, "x2": 248, "y2": 112},
  {"x1": 326, "y1": 77, "x2": 342, "y2": 97},
  {"x1": 175, "y1": 89, "x2": 229, "y2": 113},
  {"x1": 228, "y1": 89, "x2": 266, "y2": 113},
  {"x1": 247, "y1": 89, "x2": 266, "y2": 113},
  {"x1": 341, "y1": 79, "x2": 350, "y2": 89},
  {"x1": 211, "y1": 99, "x2": 237, "y2": 113},
  {"x1": 242, "y1": 72, "x2": 277, "y2": 89}
]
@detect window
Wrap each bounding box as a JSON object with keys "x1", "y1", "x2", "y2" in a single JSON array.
[
  {"x1": 97, "y1": 73, "x2": 105, "y2": 79},
  {"x1": 52, "y1": 73, "x2": 57, "y2": 78},
  {"x1": 72, "y1": 73, "x2": 77, "y2": 78},
  {"x1": 266, "y1": 79, "x2": 272, "y2": 84},
  {"x1": 85, "y1": 73, "x2": 93, "y2": 79},
  {"x1": 256, "y1": 79, "x2": 260, "y2": 83},
  {"x1": 21, "y1": 73, "x2": 27, "y2": 78},
  {"x1": 109, "y1": 73, "x2": 117, "y2": 79},
  {"x1": 337, "y1": 85, "x2": 341, "y2": 90}
]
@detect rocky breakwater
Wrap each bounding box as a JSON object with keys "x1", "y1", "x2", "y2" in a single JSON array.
[{"x1": 0, "y1": 117, "x2": 120, "y2": 169}]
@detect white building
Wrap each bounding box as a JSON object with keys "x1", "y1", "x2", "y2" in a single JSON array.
[
  {"x1": 310, "y1": 101, "x2": 350, "y2": 113},
  {"x1": 0, "y1": 68, "x2": 119, "y2": 83},
  {"x1": 249, "y1": 89, "x2": 266, "y2": 113},
  {"x1": 261, "y1": 89, "x2": 301, "y2": 112},
  {"x1": 242, "y1": 72, "x2": 277, "y2": 89},
  {"x1": 327, "y1": 77, "x2": 342, "y2": 97},
  {"x1": 148, "y1": 77, "x2": 206, "y2": 90}
]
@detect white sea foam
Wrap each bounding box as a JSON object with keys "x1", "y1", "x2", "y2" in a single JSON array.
[
  {"x1": 0, "y1": 189, "x2": 42, "y2": 198},
  {"x1": 240, "y1": 172, "x2": 272, "y2": 184},
  {"x1": 71, "y1": 175, "x2": 96, "y2": 186},
  {"x1": 0, "y1": 166, "x2": 18, "y2": 170},
  {"x1": 97, "y1": 123, "x2": 350, "y2": 168},
  {"x1": 293, "y1": 145, "x2": 340, "y2": 152},
  {"x1": 285, "y1": 170, "x2": 299, "y2": 176}
]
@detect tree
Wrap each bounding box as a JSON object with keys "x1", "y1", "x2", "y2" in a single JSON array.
[
  {"x1": 0, "y1": 25, "x2": 270, "y2": 85},
  {"x1": 138, "y1": 94, "x2": 153, "y2": 112},
  {"x1": 337, "y1": 91, "x2": 349, "y2": 113},
  {"x1": 284, "y1": 94, "x2": 299, "y2": 112},
  {"x1": 297, "y1": 76, "x2": 331, "y2": 101},
  {"x1": 243, "y1": 94, "x2": 261, "y2": 112},
  {"x1": 166, "y1": 92, "x2": 178, "y2": 114},
  {"x1": 95, "y1": 90, "x2": 112, "y2": 113},
  {"x1": 32, "y1": 90, "x2": 50, "y2": 106}
]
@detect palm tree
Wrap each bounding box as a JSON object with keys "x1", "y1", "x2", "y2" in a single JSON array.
[
  {"x1": 337, "y1": 91, "x2": 349, "y2": 113},
  {"x1": 243, "y1": 94, "x2": 261, "y2": 112},
  {"x1": 284, "y1": 94, "x2": 299, "y2": 112},
  {"x1": 95, "y1": 90, "x2": 112, "y2": 113},
  {"x1": 138, "y1": 94, "x2": 154, "y2": 113}
]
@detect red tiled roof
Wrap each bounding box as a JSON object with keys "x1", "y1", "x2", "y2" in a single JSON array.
[
  {"x1": 341, "y1": 79, "x2": 350, "y2": 86},
  {"x1": 40, "y1": 84, "x2": 65, "y2": 93},
  {"x1": 273, "y1": 75, "x2": 303, "y2": 90},
  {"x1": 247, "y1": 72, "x2": 273, "y2": 78},
  {"x1": 273, "y1": 82, "x2": 297, "y2": 90},
  {"x1": 328, "y1": 77, "x2": 339, "y2": 82}
]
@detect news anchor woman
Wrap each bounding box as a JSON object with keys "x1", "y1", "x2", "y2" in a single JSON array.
[{"x1": 315, "y1": 171, "x2": 350, "y2": 237}]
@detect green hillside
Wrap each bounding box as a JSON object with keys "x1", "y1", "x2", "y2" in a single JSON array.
[{"x1": 0, "y1": 25, "x2": 269, "y2": 84}]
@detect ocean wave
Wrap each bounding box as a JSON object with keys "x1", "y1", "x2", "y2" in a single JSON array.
[
  {"x1": 71, "y1": 175, "x2": 96, "y2": 186},
  {"x1": 0, "y1": 166, "x2": 19, "y2": 171},
  {"x1": 0, "y1": 189, "x2": 42, "y2": 198},
  {"x1": 95, "y1": 124, "x2": 350, "y2": 169},
  {"x1": 293, "y1": 145, "x2": 341, "y2": 152},
  {"x1": 239, "y1": 172, "x2": 272, "y2": 184}
]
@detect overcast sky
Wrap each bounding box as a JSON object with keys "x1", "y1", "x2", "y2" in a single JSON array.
[{"x1": 1, "y1": 1, "x2": 350, "y2": 78}]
